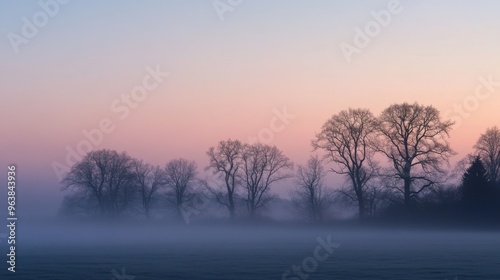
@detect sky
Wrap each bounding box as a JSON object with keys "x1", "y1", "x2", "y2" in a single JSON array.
[{"x1": 1, "y1": 0, "x2": 500, "y2": 218}]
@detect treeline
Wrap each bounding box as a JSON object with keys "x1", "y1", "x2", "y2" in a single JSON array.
[
  {"x1": 60, "y1": 102, "x2": 500, "y2": 225},
  {"x1": 60, "y1": 144, "x2": 293, "y2": 221}
]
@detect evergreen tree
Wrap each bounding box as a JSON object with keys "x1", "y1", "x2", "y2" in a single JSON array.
[{"x1": 460, "y1": 156, "x2": 493, "y2": 215}]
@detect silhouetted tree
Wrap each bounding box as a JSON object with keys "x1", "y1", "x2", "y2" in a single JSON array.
[
  {"x1": 163, "y1": 158, "x2": 198, "y2": 219},
  {"x1": 205, "y1": 139, "x2": 243, "y2": 219},
  {"x1": 474, "y1": 126, "x2": 500, "y2": 185},
  {"x1": 291, "y1": 155, "x2": 333, "y2": 222},
  {"x1": 460, "y1": 156, "x2": 494, "y2": 215},
  {"x1": 62, "y1": 149, "x2": 137, "y2": 217},
  {"x1": 241, "y1": 144, "x2": 293, "y2": 218},
  {"x1": 132, "y1": 160, "x2": 164, "y2": 218},
  {"x1": 313, "y1": 108, "x2": 378, "y2": 218},
  {"x1": 377, "y1": 103, "x2": 455, "y2": 209}
]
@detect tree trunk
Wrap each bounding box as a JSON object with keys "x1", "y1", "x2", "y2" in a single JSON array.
[
  {"x1": 404, "y1": 176, "x2": 412, "y2": 209},
  {"x1": 354, "y1": 177, "x2": 365, "y2": 219}
]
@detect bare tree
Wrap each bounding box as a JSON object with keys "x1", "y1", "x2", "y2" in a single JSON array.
[
  {"x1": 291, "y1": 155, "x2": 333, "y2": 222},
  {"x1": 313, "y1": 108, "x2": 378, "y2": 219},
  {"x1": 377, "y1": 103, "x2": 455, "y2": 208},
  {"x1": 474, "y1": 126, "x2": 500, "y2": 185},
  {"x1": 163, "y1": 158, "x2": 198, "y2": 219},
  {"x1": 62, "y1": 149, "x2": 137, "y2": 217},
  {"x1": 205, "y1": 139, "x2": 243, "y2": 219},
  {"x1": 241, "y1": 144, "x2": 293, "y2": 217},
  {"x1": 131, "y1": 160, "x2": 164, "y2": 218}
]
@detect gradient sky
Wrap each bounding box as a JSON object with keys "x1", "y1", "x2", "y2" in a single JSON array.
[{"x1": 1, "y1": 0, "x2": 500, "y2": 218}]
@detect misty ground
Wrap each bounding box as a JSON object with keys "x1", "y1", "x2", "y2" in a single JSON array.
[{"x1": 1, "y1": 221, "x2": 499, "y2": 279}]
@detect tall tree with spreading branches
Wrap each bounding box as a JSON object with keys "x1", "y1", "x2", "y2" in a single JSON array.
[
  {"x1": 377, "y1": 103, "x2": 455, "y2": 208},
  {"x1": 291, "y1": 155, "x2": 333, "y2": 222},
  {"x1": 62, "y1": 149, "x2": 137, "y2": 217},
  {"x1": 313, "y1": 108, "x2": 379, "y2": 218},
  {"x1": 205, "y1": 139, "x2": 243, "y2": 219},
  {"x1": 163, "y1": 158, "x2": 198, "y2": 219},
  {"x1": 131, "y1": 160, "x2": 164, "y2": 218},
  {"x1": 241, "y1": 144, "x2": 293, "y2": 217}
]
